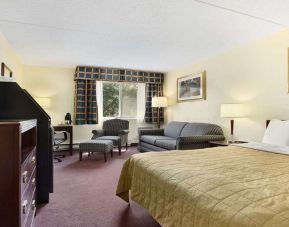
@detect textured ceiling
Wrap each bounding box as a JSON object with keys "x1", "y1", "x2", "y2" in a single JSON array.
[{"x1": 0, "y1": 0, "x2": 288, "y2": 71}]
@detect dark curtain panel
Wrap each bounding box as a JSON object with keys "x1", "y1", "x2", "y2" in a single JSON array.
[
  {"x1": 144, "y1": 83, "x2": 164, "y2": 123},
  {"x1": 74, "y1": 80, "x2": 98, "y2": 125}
]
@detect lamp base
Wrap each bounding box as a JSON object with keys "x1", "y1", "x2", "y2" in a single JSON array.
[{"x1": 157, "y1": 107, "x2": 161, "y2": 129}]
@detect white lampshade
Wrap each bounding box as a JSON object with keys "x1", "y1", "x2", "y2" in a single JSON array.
[
  {"x1": 35, "y1": 97, "x2": 51, "y2": 109},
  {"x1": 220, "y1": 104, "x2": 247, "y2": 118},
  {"x1": 152, "y1": 96, "x2": 168, "y2": 108}
]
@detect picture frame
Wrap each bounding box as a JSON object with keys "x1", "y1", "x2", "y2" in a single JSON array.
[{"x1": 177, "y1": 71, "x2": 206, "y2": 102}]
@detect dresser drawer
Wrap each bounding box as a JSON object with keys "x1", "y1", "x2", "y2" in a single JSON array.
[
  {"x1": 21, "y1": 171, "x2": 36, "y2": 225},
  {"x1": 21, "y1": 149, "x2": 36, "y2": 195},
  {"x1": 24, "y1": 190, "x2": 36, "y2": 227}
]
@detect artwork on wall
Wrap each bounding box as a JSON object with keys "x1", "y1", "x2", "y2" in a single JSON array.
[{"x1": 177, "y1": 71, "x2": 206, "y2": 102}]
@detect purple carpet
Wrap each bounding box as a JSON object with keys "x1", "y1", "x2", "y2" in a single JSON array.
[{"x1": 35, "y1": 147, "x2": 160, "y2": 227}]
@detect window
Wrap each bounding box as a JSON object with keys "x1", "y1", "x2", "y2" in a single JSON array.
[{"x1": 103, "y1": 82, "x2": 138, "y2": 118}]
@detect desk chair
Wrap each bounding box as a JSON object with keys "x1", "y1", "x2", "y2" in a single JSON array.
[{"x1": 53, "y1": 129, "x2": 68, "y2": 162}]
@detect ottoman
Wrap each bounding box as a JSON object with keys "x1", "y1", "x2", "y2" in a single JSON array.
[{"x1": 79, "y1": 140, "x2": 114, "y2": 162}]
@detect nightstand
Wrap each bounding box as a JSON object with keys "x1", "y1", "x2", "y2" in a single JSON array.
[{"x1": 209, "y1": 140, "x2": 247, "y2": 147}]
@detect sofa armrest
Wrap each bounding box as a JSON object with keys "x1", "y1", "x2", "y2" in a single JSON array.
[
  {"x1": 176, "y1": 135, "x2": 225, "y2": 149},
  {"x1": 139, "y1": 128, "x2": 164, "y2": 137},
  {"x1": 91, "y1": 129, "x2": 105, "y2": 139},
  {"x1": 119, "y1": 129, "x2": 129, "y2": 135}
]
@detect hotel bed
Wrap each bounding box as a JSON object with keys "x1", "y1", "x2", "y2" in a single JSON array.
[{"x1": 116, "y1": 120, "x2": 289, "y2": 227}]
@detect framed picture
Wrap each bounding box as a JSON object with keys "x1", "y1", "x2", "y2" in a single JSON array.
[{"x1": 177, "y1": 71, "x2": 206, "y2": 102}]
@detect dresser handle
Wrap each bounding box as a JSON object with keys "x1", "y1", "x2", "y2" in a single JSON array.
[
  {"x1": 32, "y1": 178, "x2": 36, "y2": 187},
  {"x1": 31, "y1": 200, "x2": 36, "y2": 210},
  {"x1": 22, "y1": 171, "x2": 28, "y2": 183},
  {"x1": 31, "y1": 156, "x2": 36, "y2": 164},
  {"x1": 22, "y1": 200, "x2": 28, "y2": 214}
]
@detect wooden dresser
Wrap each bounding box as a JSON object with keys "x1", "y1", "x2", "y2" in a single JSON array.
[{"x1": 0, "y1": 119, "x2": 37, "y2": 227}]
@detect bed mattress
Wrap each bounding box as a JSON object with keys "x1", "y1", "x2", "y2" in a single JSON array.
[{"x1": 116, "y1": 144, "x2": 289, "y2": 227}]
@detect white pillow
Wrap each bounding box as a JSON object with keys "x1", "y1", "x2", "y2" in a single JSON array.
[{"x1": 262, "y1": 119, "x2": 289, "y2": 146}]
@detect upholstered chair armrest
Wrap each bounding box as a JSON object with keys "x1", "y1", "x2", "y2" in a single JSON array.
[
  {"x1": 176, "y1": 135, "x2": 225, "y2": 149},
  {"x1": 139, "y1": 128, "x2": 165, "y2": 141},
  {"x1": 91, "y1": 129, "x2": 105, "y2": 139},
  {"x1": 119, "y1": 129, "x2": 129, "y2": 135}
]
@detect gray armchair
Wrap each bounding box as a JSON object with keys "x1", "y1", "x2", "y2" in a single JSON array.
[{"x1": 92, "y1": 119, "x2": 129, "y2": 155}]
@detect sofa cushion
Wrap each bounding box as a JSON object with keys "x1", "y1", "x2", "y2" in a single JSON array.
[
  {"x1": 154, "y1": 139, "x2": 177, "y2": 150},
  {"x1": 164, "y1": 121, "x2": 188, "y2": 138},
  {"x1": 139, "y1": 142, "x2": 168, "y2": 152},
  {"x1": 141, "y1": 135, "x2": 174, "y2": 144},
  {"x1": 180, "y1": 123, "x2": 223, "y2": 137}
]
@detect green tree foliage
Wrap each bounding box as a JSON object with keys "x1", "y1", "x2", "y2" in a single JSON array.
[
  {"x1": 103, "y1": 83, "x2": 119, "y2": 117},
  {"x1": 103, "y1": 82, "x2": 138, "y2": 117}
]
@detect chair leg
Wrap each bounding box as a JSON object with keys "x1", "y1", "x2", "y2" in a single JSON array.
[
  {"x1": 79, "y1": 152, "x2": 83, "y2": 161},
  {"x1": 111, "y1": 149, "x2": 113, "y2": 157},
  {"x1": 126, "y1": 143, "x2": 128, "y2": 151},
  {"x1": 104, "y1": 152, "x2": 107, "y2": 162},
  {"x1": 118, "y1": 145, "x2": 121, "y2": 156}
]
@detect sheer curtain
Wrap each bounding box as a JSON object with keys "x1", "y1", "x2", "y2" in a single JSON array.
[
  {"x1": 96, "y1": 81, "x2": 103, "y2": 123},
  {"x1": 137, "y1": 83, "x2": 146, "y2": 123}
]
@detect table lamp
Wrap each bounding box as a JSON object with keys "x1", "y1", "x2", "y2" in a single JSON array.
[
  {"x1": 220, "y1": 103, "x2": 246, "y2": 143},
  {"x1": 152, "y1": 96, "x2": 168, "y2": 128}
]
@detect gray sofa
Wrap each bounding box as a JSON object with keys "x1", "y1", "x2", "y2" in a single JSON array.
[{"x1": 138, "y1": 121, "x2": 225, "y2": 152}]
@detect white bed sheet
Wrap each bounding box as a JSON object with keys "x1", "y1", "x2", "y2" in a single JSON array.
[{"x1": 234, "y1": 142, "x2": 289, "y2": 155}]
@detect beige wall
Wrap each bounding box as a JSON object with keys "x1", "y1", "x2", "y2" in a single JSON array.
[
  {"x1": 22, "y1": 65, "x2": 75, "y2": 124},
  {"x1": 21, "y1": 65, "x2": 93, "y2": 143},
  {"x1": 0, "y1": 32, "x2": 23, "y2": 83},
  {"x1": 164, "y1": 29, "x2": 289, "y2": 142}
]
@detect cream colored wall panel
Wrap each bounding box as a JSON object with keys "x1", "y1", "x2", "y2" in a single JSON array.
[
  {"x1": 164, "y1": 29, "x2": 289, "y2": 142},
  {"x1": 0, "y1": 32, "x2": 23, "y2": 83},
  {"x1": 22, "y1": 65, "x2": 75, "y2": 124}
]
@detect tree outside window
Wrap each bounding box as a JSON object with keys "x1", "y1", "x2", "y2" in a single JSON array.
[{"x1": 103, "y1": 82, "x2": 137, "y2": 118}]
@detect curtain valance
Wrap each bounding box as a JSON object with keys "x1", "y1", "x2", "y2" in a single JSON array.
[{"x1": 74, "y1": 66, "x2": 164, "y2": 84}]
